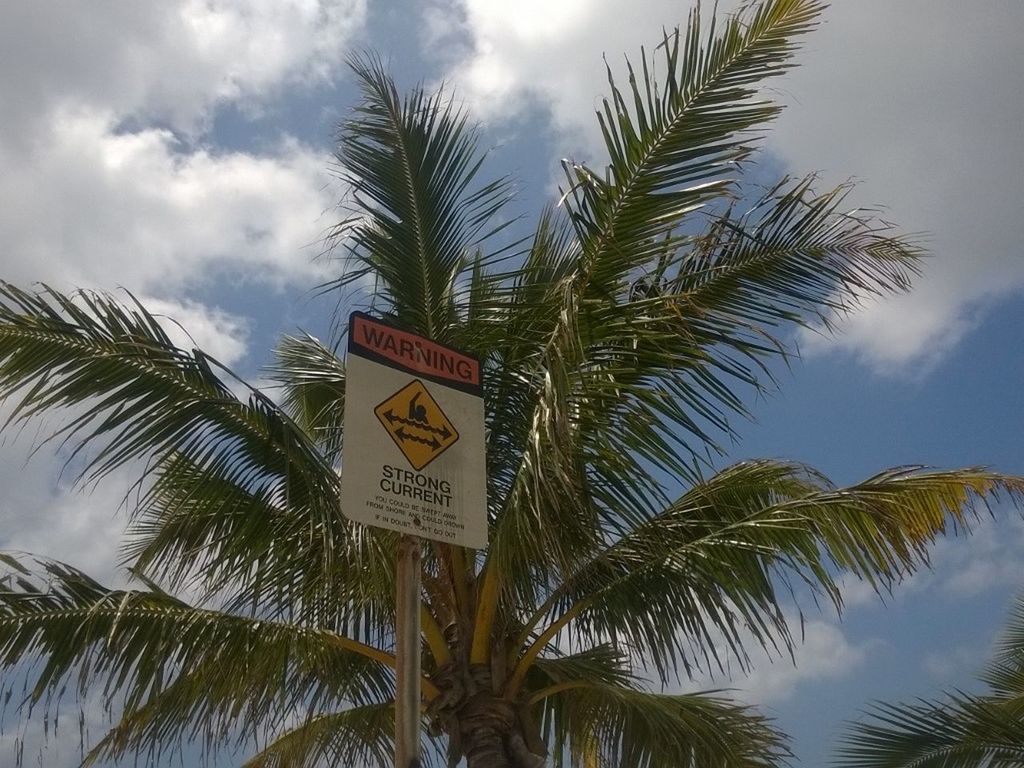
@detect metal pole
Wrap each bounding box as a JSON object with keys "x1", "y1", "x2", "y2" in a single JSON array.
[{"x1": 395, "y1": 535, "x2": 422, "y2": 767}]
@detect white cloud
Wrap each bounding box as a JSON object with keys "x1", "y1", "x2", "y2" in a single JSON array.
[
  {"x1": 835, "y1": 514, "x2": 1024, "y2": 611},
  {"x1": 673, "y1": 614, "x2": 874, "y2": 706},
  {"x1": 142, "y1": 296, "x2": 251, "y2": 367},
  {"x1": 838, "y1": 573, "x2": 883, "y2": 610},
  {"x1": 0, "y1": 683, "x2": 128, "y2": 768},
  {"x1": 669, "y1": 513, "x2": 1024, "y2": 707},
  {"x1": 0, "y1": 108, "x2": 335, "y2": 297},
  {"x1": 1, "y1": 0, "x2": 366, "y2": 137},
  {"x1": 923, "y1": 643, "x2": 986, "y2": 682},
  {"x1": 435, "y1": 0, "x2": 1024, "y2": 371},
  {"x1": 771, "y1": 0, "x2": 1024, "y2": 371},
  {"x1": 928, "y1": 514, "x2": 1024, "y2": 598},
  {"x1": 0, "y1": 2, "x2": 362, "y2": 370},
  {"x1": 836, "y1": 513, "x2": 1024, "y2": 607},
  {"x1": 0, "y1": 413, "x2": 128, "y2": 585},
  {"x1": 433, "y1": 0, "x2": 687, "y2": 148},
  {"x1": 732, "y1": 619, "x2": 873, "y2": 705},
  {"x1": 0, "y1": 0, "x2": 364, "y2": 600},
  {"x1": 797, "y1": 290, "x2": 981, "y2": 376},
  {"x1": 0, "y1": 481, "x2": 129, "y2": 587}
]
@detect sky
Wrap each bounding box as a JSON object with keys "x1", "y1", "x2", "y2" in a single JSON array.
[{"x1": 1, "y1": 0, "x2": 1023, "y2": 765}]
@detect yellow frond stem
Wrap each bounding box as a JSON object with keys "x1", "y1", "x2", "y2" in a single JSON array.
[
  {"x1": 528, "y1": 680, "x2": 589, "y2": 706},
  {"x1": 470, "y1": 561, "x2": 500, "y2": 665},
  {"x1": 449, "y1": 545, "x2": 469, "y2": 613},
  {"x1": 506, "y1": 600, "x2": 588, "y2": 698},
  {"x1": 326, "y1": 633, "x2": 440, "y2": 700},
  {"x1": 421, "y1": 604, "x2": 450, "y2": 667}
]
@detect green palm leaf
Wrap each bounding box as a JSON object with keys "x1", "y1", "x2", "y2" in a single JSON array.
[
  {"x1": 0, "y1": 282, "x2": 330, "y2": 493},
  {"x1": 239, "y1": 704, "x2": 398, "y2": 768},
  {"x1": 0, "y1": 282, "x2": 379, "y2": 625},
  {"x1": 475, "y1": 0, "x2": 922, "y2": 649},
  {"x1": 565, "y1": 0, "x2": 823, "y2": 287},
  {"x1": 837, "y1": 695, "x2": 1024, "y2": 768},
  {"x1": 542, "y1": 682, "x2": 787, "y2": 768},
  {"x1": 268, "y1": 332, "x2": 347, "y2": 465},
  {"x1": 0, "y1": 555, "x2": 396, "y2": 764},
  {"x1": 510, "y1": 465, "x2": 1022, "y2": 685},
  {"x1": 574, "y1": 178, "x2": 921, "y2": 483},
  {"x1": 122, "y1": 449, "x2": 396, "y2": 634},
  {"x1": 838, "y1": 595, "x2": 1024, "y2": 768},
  {"x1": 327, "y1": 54, "x2": 512, "y2": 343}
]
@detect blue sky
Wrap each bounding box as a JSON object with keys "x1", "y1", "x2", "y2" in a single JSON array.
[{"x1": 1, "y1": 1, "x2": 1023, "y2": 766}]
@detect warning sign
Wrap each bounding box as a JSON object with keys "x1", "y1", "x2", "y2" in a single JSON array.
[
  {"x1": 340, "y1": 313, "x2": 487, "y2": 548},
  {"x1": 375, "y1": 380, "x2": 459, "y2": 471}
]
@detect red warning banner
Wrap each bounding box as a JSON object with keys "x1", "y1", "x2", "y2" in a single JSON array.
[{"x1": 348, "y1": 313, "x2": 481, "y2": 394}]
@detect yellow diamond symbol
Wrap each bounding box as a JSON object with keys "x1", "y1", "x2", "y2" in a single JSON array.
[{"x1": 374, "y1": 380, "x2": 459, "y2": 471}]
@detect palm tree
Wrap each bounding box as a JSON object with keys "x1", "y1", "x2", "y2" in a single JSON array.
[
  {"x1": 837, "y1": 595, "x2": 1024, "y2": 768},
  {"x1": 0, "y1": 0, "x2": 1020, "y2": 765}
]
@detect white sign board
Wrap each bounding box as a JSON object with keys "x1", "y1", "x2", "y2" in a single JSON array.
[{"x1": 340, "y1": 312, "x2": 487, "y2": 548}]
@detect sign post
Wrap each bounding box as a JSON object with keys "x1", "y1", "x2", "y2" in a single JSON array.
[
  {"x1": 394, "y1": 535, "x2": 421, "y2": 767},
  {"x1": 340, "y1": 312, "x2": 487, "y2": 767}
]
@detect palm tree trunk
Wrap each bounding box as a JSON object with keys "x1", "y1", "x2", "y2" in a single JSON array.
[
  {"x1": 463, "y1": 726, "x2": 515, "y2": 767},
  {"x1": 458, "y1": 696, "x2": 546, "y2": 768},
  {"x1": 460, "y1": 695, "x2": 516, "y2": 768}
]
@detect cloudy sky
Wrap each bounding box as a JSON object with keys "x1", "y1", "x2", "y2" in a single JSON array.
[{"x1": 1, "y1": 1, "x2": 1023, "y2": 765}]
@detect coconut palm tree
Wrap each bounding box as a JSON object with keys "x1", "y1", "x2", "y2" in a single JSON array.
[
  {"x1": 837, "y1": 595, "x2": 1024, "y2": 768},
  {"x1": 0, "y1": 0, "x2": 1020, "y2": 766}
]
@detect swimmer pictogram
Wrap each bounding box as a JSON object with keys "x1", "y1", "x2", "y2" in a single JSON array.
[{"x1": 374, "y1": 380, "x2": 459, "y2": 470}]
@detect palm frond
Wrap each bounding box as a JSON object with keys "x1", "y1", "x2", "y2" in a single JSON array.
[
  {"x1": 0, "y1": 282, "x2": 381, "y2": 624},
  {"x1": 327, "y1": 53, "x2": 512, "y2": 342},
  {"x1": 837, "y1": 695, "x2": 1024, "y2": 768},
  {"x1": 0, "y1": 282, "x2": 330, "y2": 493},
  {"x1": 571, "y1": 179, "x2": 921, "y2": 510},
  {"x1": 991, "y1": 594, "x2": 1024, "y2": 672},
  {"x1": 678, "y1": 177, "x2": 919, "y2": 328},
  {"x1": 469, "y1": 210, "x2": 607, "y2": 640},
  {"x1": 238, "y1": 704, "x2": 397, "y2": 768},
  {"x1": 837, "y1": 592, "x2": 1024, "y2": 768},
  {"x1": 514, "y1": 464, "x2": 1023, "y2": 683},
  {"x1": 472, "y1": 207, "x2": 582, "y2": 516},
  {"x1": 475, "y1": 1, "x2": 921, "y2": 654},
  {"x1": 541, "y1": 682, "x2": 787, "y2": 768},
  {"x1": 564, "y1": 0, "x2": 824, "y2": 289},
  {"x1": 1, "y1": 3, "x2": 1018, "y2": 766},
  {"x1": 123, "y1": 450, "x2": 397, "y2": 635},
  {"x1": 0, "y1": 555, "x2": 394, "y2": 762},
  {"x1": 267, "y1": 332, "x2": 347, "y2": 465}
]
